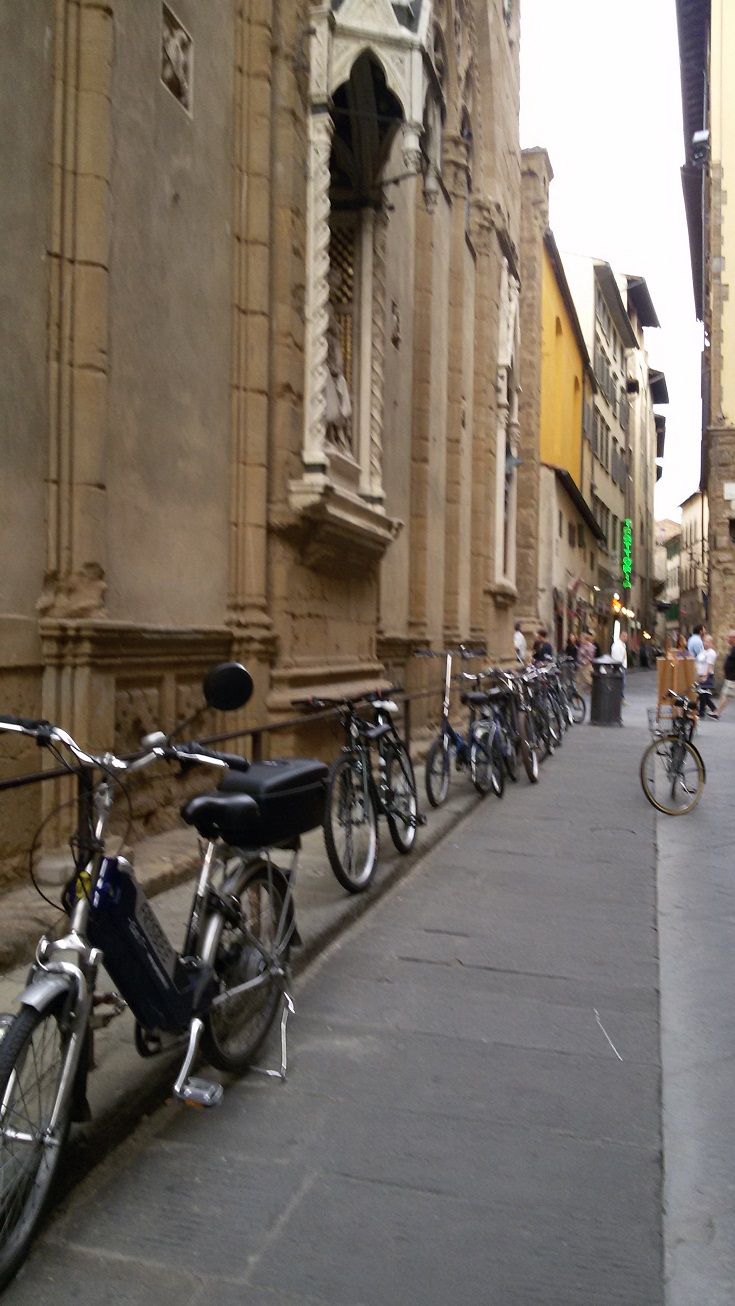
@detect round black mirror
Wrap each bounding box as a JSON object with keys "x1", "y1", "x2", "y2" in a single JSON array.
[{"x1": 203, "y1": 663, "x2": 253, "y2": 712}]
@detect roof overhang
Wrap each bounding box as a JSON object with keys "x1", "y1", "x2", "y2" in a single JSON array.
[
  {"x1": 544, "y1": 465, "x2": 606, "y2": 543},
  {"x1": 594, "y1": 263, "x2": 638, "y2": 349},
  {"x1": 681, "y1": 165, "x2": 704, "y2": 320},
  {"x1": 675, "y1": 0, "x2": 709, "y2": 321},
  {"x1": 625, "y1": 276, "x2": 661, "y2": 328},
  {"x1": 649, "y1": 369, "x2": 670, "y2": 405}
]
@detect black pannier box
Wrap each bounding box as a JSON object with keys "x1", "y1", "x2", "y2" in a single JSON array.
[{"x1": 219, "y1": 757, "x2": 328, "y2": 847}]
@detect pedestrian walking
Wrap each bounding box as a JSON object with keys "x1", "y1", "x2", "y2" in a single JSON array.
[
  {"x1": 532, "y1": 628, "x2": 554, "y2": 662},
  {"x1": 696, "y1": 635, "x2": 718, "y2": 717},
  {"x1": 577, "y1": 630, "x2": 596, "y2": 695},
  {"x1": 611, "y1": 630, "x2": 628, "y2": 703},
  {"x1": 687, "y1": 624, "x2": 705, "y2": 659},
  {"x1": 715, "y1": 630, "x2": 735, "y2": 717},
  {"x1": 513, "y1": 621, "x2": 527, "y2": 664},
  {"x1": 564, "y1": 632, "x2": 578, "y2": 660}
]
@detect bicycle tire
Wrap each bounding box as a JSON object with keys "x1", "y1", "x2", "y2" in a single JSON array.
[
  {"x1": 470, "y1": 726, "x2": 504, "y2": 797},
  {"x1": 201, "y1": 860, "x2": 295, "y2": 1072},
  {"x1": 570, "y1": 692, "x2": 586, "y2": 725},
  {"x1": 518, "y1": 713, "x2": 539, "y2": 783},
  {"x1": 496, "y1": 716, "x2": 519, "y2": 782},
  {"x1": 0, "y1": 997, "x2": 78, "y2": 1291},
  {"x1": 425, "y1": 734, "x2": 451, "y2": 807},
  {"x1": 639, "y1": 735, "x2": 705, "y2": 816},
  {"x1": 533, "y1": 705, "x2": 554, "y2": 759},
  {"x1": 384, "y1": 739, "x2": 419, "y2": 855},
  {"x1": 323, "y1": 753, "x2": 379, "y2": 892}
]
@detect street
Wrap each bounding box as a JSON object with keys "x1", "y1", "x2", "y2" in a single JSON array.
[{"x1": 3, "y1": 671, "x2": 734, "y2": 1304}]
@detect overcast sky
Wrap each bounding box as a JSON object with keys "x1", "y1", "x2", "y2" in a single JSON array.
[{"x1": 519, "y1": 0, "x2": 703, "y2": 522}]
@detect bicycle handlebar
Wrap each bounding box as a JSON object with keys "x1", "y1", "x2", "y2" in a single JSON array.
[{"x1": 0, "y1": 718, "x2": 250, "y2": 777}]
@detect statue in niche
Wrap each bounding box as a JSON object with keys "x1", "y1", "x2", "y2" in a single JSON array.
[{"x1": 324, "y1": 267, "x2": 353, "y2": 453}]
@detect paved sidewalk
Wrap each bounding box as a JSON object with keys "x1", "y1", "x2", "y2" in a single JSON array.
[{"x1": 5, "y1": 672, "x2": 669, "y2": 1303}]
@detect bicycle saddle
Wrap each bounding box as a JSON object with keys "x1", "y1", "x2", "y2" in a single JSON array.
[{"x1": 181, "y1": 792, "x2": 261, "y2": 845}]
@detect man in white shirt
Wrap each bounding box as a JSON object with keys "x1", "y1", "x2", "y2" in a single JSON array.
[
  {"x1": 610, "y1": 630, "x2": 628, "y2": 703},
  {"x1": 513, "y1": 622, "x2": 527, "y2": 664}
]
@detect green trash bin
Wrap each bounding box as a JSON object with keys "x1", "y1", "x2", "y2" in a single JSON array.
[{"x1": 590, "y1": 656, "x2": 624, "y2": 726}]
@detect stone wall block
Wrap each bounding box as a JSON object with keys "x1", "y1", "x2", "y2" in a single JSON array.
[
  {"x1": 75, "y1": 173, "x2": 111, "y2": 267},
  {"x1": 78, "y1": 4, "x2": 113, "y2": 98},
  {"x1": 76, "y1": 91, "x2": 112, "y2": 180},
  {"x1": 73, "y1": 262, "x2": 109, "y2": 371},
  {"x1": 73, "y1": 484, "x2": 107, "y2": 570},
  {"x1": 242, "y1": 313, "x2": 269, "y2": 394},
  {"x1": 248, "y1": 113, "x2": 272, "y2": 178},
  {"x1": 72, "y1": 367, "x2": 108, "y2": 486},
  {"x1": 246, "y1": 241, "x2": 271, "y2": 315},
  {"x1": 248, "y1": 175, "x2": 271, "y2": 245}
]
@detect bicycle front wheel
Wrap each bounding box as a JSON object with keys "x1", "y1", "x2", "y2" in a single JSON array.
[
  {"x1": 384, "y1": 740, "x2": 419, "y2": 855},
  {"x1": 470, "y1": 728, "x2": 504, "y2": 797},
  {"x1": 425, "y1": 734, "x2": 451, "y2": 808},
  {"x1": 518, "y1": 713, "x2": 539, "y2": 783},
  {"x1": 570, "y1": 691, "x2": 586, "y2": 725},
  {"x1": 0, "y1": 999, "x2": 77, "y2": 1291},
  {"x1": 640, "y1": 735, "x2": 705, "y2": 815},
  {"x1": 202, "y1": 862, "x2": 293, "y2": 1072},
  {"x1": 324, "y1": 754, "x2": 379, "y2": 892}
]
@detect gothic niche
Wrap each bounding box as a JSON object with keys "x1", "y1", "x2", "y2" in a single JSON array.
[{"x1": 326, "y1": 54, "x2": 403, "y2": 475}]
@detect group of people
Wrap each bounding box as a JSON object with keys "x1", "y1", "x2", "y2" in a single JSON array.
[
  {"x1": 513, "y1": 622, "x2": 626, "y2": 700},
  {"x1": 512, "y1": 620, "x2": 735, "y2": 718},
  {"x1": 684, "y1": 624, "x2": 723, "y2": 719}
]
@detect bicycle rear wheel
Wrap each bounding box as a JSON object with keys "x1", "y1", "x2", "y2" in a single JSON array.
[
  {"x1": 425, "y1": 734, "x2": 451, "y2": 808},
  {"x1": 640, "y1": 735, "x2": 705, "y2": 815},
  {"x1": 323, "y1": 753, "x2": 379, "y2": 892},
  {"x1": 202, "y1": 861, "x2": 294, "y2": 1072},
  {"x1": 0, "y1": 998, "x2": 77, "y2": 1291},
  {"x1": 384, "y1": 739, "x2": 419, "y2": 854}
]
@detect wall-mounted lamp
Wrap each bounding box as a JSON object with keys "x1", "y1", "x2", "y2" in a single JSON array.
[{"x1": 692, "y1": 129, "x2": 710, "y2": 166}]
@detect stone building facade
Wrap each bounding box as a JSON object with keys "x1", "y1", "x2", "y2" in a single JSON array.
[
  {"x1": 517, "y1": 149, "x2": 603, "y2": 650},
  {"x1": 677, "y1": 0, "x2": 735, "y2": 655},
  {"x1": 0, "y1": 0, "x2": 523, "y2": 880}
]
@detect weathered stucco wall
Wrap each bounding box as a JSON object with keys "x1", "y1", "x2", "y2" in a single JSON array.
[
  {"x1": 105, "y1": 0, "x2": 235, "y2": 628},
  {"x1": 0, "y1": 3, "x2": 52, "y2": 661}
]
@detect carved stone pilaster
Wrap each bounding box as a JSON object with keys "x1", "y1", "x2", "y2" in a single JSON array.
[
  {"x1": 402, "y1": 120, "x2": 423, "y2": 175},
  {"x1": 303, "y1": 109, "x2": 334, "y2": 474},
  {"x1": 369, "y1": 199, "x2": 389, "y2": 500}
]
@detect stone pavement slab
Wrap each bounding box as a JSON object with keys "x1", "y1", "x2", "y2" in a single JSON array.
[{"x1": 3, "y1": 671, "x2": 667, "y2": 1304}]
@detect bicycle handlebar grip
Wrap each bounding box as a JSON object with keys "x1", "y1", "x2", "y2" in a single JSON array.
[
  {"x1": 177, "y1": 742, "x2": 251, "y2": 772},
  {"x1": 0, "y1": 715, "x2": 52, "y2": 732}
]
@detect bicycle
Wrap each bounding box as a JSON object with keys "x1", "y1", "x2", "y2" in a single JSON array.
[
  {"x1": 0, "y1": 662, "x2": 328, "y2": 1289},
  {"x1": 416, "y1": 647, "x2": 487, "y2": 807},
  {"x1": 640, "y1": 688, "x2": 706, "y2": 815},
  {"x1": 559, "y1": 656, "x2": 587, "y2": 724},
  {"x1": 485, "y1": 667, "x2": 540, "y2": 783},
  {"x1": 299, "y1": 691, "x2": 420, "y2": 893}
]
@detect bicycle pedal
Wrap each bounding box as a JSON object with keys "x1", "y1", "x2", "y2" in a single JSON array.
[
  {"x1": 416, "y1": 812, "x2": 427, "y2": 826},
  {"x1": 175, "y1": 1077, "x2": 224, "y2": 1109}
]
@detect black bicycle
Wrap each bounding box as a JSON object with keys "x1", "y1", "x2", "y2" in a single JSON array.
[
  {"x1": 640, "y1": 688, "x2": 706, "y2": 815},
  {"x1": 300, "y1": 691, "x2": 420, "y2": 893},
  {"x1": 0, "y1": 663, "x2": 328, "y2": 1289}
]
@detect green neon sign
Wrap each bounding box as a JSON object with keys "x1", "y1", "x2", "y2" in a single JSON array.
[{"x1": 622, "y1": 518, "x2": 633, "y2": 589}]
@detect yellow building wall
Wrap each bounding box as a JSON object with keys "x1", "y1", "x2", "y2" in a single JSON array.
[
  {"x1": 539, "y1": 247, "x2": 584, "y2": 484},
  {"x1": 711, "y1": 0, "x2": 735, "y2": 423}
]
